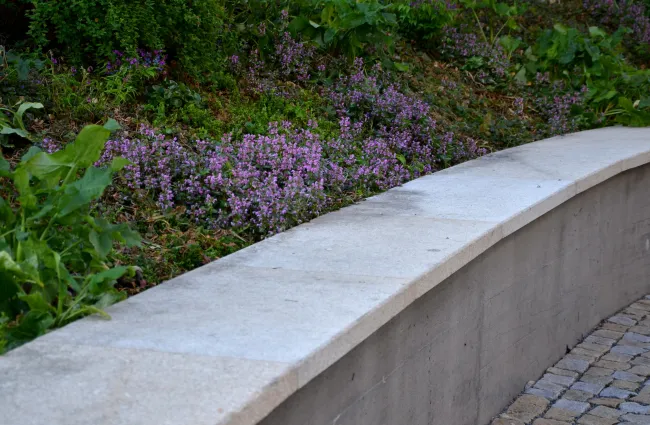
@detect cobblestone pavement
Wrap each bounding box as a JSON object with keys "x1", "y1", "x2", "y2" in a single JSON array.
[{"x1": 492, "y1": 296, "x2": 650, "y2": 425}]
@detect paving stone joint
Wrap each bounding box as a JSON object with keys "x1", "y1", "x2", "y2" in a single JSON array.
[{"x1": 492, "y1": 295, "x2": 650, "y2": 425}]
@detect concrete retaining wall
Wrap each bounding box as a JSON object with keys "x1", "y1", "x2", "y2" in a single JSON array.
[
  {"x1": 259, "y1": 163, "x2": 650, "y2": 425},
  {"x1": 2, "y1": 127, "x2": 650, "y2": 425}
]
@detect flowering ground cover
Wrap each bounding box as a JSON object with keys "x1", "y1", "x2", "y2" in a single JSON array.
[{"x1": 1, "y1": 0, "x2": 650, "y2": 351}]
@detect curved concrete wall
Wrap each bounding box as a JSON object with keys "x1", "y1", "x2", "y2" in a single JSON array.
[
  {"x1": 259, "y1": 161, "x2": 650, "y2": 425},
  {"x1": 2, "y1": 128, "x2": 650, "y2": 425}
]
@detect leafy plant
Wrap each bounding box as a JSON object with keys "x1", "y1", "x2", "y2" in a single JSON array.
[
  {"x1": 523, "y1": 25, "x2": 650, "y2": 126},
  {"x1": 146, "y1": 80, "x2": 203, "y2": 111},
  {"x1": 0, "y1": 119, "x2": 141, "y2": 352},
  {"x1": 0, "y1": 100, "x2": 43, "y2": 148},
  {"x1": 458, "y1": 0, "x2": 526, "y2": 45},
  {"x1": 25, "y1": 0, "x2": 228, "y2": 78},
  {"x1": 1, "y1": 49, "x2": 45, "y2": 82},
  {"x1": 393, "y1": 0, "x2": 457, "y2": 42},
  {"x1": 289, "y1": 0, "x2": 398, "y2": 58}
]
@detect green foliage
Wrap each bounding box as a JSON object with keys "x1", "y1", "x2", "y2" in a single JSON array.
[
  {"x1": 147, "y1": 80, "x2": 203, "y2": 112},
  {"x1": 393, "y1": 0, "x2": 457, "y2": 41},
  {"x1": 289, "y1": 0, "x2": 397, "y2": 58},
  {"x1": 524, "y1": 25, "x2": 650, "y2": 126},
  {"x1": 25, "y1": 0, "x2": 228, "y2": 78},
  {"x1": 0, "y1": 100, "x2": 43, "y2": 148},
  {"x1": 0, "y1": 47, "x2": 44, "y2": 82},
  {"x1": 458, "y1": 0, "x2": 526, "y2": 45},
  {"x1": 144, "y1": 80, "x2": 225, "y2": 136},
  {"x1": 0, "y1": 119, "x2": 140, "y2": 352},
  {"x1": 44, "y1": 60, "x2": 161, "y2": 122}
]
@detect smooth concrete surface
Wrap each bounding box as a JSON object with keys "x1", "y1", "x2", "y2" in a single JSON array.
[
  {"x1": 1, "y1": 127, "x2": 650, "y2": 425},
  {"x1": 259, "y1": 157, "x2": 650, "y2": 425}
]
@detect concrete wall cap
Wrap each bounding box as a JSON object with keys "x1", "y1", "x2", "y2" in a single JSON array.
[{"x1": 2, "y1": 126, "x2": 650, "y2": 425}]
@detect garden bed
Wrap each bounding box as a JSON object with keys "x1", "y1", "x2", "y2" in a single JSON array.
[{"x1": 1, "y1": 0, "x2": 650, "y2": 351}]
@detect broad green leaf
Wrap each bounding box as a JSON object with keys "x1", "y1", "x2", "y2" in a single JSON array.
[
  {"x1": 515, "y1": 66, "x2": 528, "y2": 84},
  {"x1": 13, "y1": 168, "x2": 36, "y2": 208},
  {"x1": 288, "y1": 16, "x2": 310, "y2": 34},
  {"x1": 87, "y1": 266, "x2": 128, "y2": 295},
  {"x1": 619, "y1": 97, "x2": 635, "y2": 111},
  {"x1": 57, "y1": 166, "x2": 112, "y2": 217},
  {"x1": 116, "y1": 225, "x2": 142, "y2": 247},
  {"x1": 14, "y1": 102, "x2": 44, "y2": 130},
  {"x1": 393, "y1": 62, "x2": 410, "y2": 72},
  {"x1": 103, "y1": 118, "x2": 121, "y2": 132},
  {"x1": 0, "y1": 155, "x2": 10, "y2": 177},
  {"x1": 324, "y1": 28, "x2": 337, "y2": 45},
  {"x1": 64, "y1": 125, "x2": 111, "y2": 169},
  {"x1": 6, "y1": 310, "x2": 54, "y2": 344},
  {"x1": 0, "y1": 126, "x2": 28, "y2": 138},
  {"x1": 21, "y1": 146, "x2": 42, "y2": 162},
  {"x1": 18, "y1": 292, "x2": 55, "y2": 313},
  {"x1": 0, "y1": 251, "x2": 22, "y2": 275},
  {"x1": 110, "y1": 157, "x2": 131, "y2": 172},
  {"x1": 588, "y1": 26, "x2": 607, "y2": 39},
  {"x1": 89, "y1": 229, "x2": 113, "y2": 259},
  {"x1": 381, "y1": 12, "x2": 397, "y2": 25},
  {"x1": 0, "y1": 197, "x2": 15, "y2": 224},
  {"x1": 553, "y1": 24, "x2": 568, "y2": 34},
  {"x1": 94, "y1": 291, "x2": 125, "y2": 309},
  {"x1": 22, "y1": 151, "x2": 72, "y2": 184}
]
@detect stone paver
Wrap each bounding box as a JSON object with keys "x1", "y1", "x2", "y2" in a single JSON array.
[
  {"x1": 505, "y1": 395, "x2": 549, "y2": 423},
  {"x1": 492, "y1": 295, "x2": 650, "y2": 425},
  {"x1": 576, "y1": 414, "x2": 617, "y2": 425}
]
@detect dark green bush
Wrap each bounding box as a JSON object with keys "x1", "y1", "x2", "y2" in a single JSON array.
[{"x1": 25, "y1": 0, "x2": 229, "y2": 78}]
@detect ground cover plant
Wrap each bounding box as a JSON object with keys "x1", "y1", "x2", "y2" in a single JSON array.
[{"x1": 1, "y1": 0, "x2": 649, "y2": 351}]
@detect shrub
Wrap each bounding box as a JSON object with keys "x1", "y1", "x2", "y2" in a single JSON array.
[
  {"x1": 583, "y1": 0, "x2": 650, "y2": 57},
  {"x1": 288, "y1": 0, "x2": 398, "y2": 58},
  {"x1": 524, "y1": 25, "x2": 650, "y2": 126},
  {"x1": 25, "y1": 0, "x2": 228, "y2": 77},
  {"x1": 0, "y1": 120, "x2": 140, "y2": 352}
]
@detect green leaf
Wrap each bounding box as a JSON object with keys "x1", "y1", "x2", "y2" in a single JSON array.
[
  {"x1": 22, "y1": 151, "x2": 72, "y2": 184},
  {"x1": 19, "y1": 148, "x2": 40, "y2": 166},
  {"x1": 6, "y1": 310, "x2": 54, "y2": 344},
  {"x1": 13, "y1": 168, "x2": 36, "y2": 208},
  {"x1": 515, "y1": 66, "x2": 528, "y2": 84},
  {"x1": 114, "y1": 224, "x2": 141, "y2": 247},
  {"x1": 393, "y1": 62, "x2": 410, "y2": 72},
  {"x1": 553, "y1": 23, "x2": 568, "y2": 34},
  {"x1": 89, "y1": 229, "x2": 113, "y2": 259},
  {"x1": 0, "y1": 155, "x2": 10, "y2": 177},
  {"x1": 110, "y1": 157, "x2": 130, "y2": 172},
  {"x1": 588, "y1": 26, "x2": 607, "y2": 39},
  {"x1": 18, "y1": 292, "x2": 55, "y2": 313},
  {"x1": 619, "y1": 97, "x2": 635, "y2": 111},
  {"x1": 14, "y1": 102, "x2": 43, "y2": 131},
  {"x1": 69, "y1": 125, "x2": 111, "y2": 168},
  {"x1": 57, "y1": 166, "x2": 112, "y2": 217},
  {"x1": 288, "y1": 16, "x2": 310, "y2": 34},
  {"x1": 0, "y1": 126, "x2": 29, "y2": 138},
  {"x1": 87, "y1": 266, "x2": 128, "y2": 295},
  {"x1": 103, "y1": 118, "x2": 121, "y2": 132},
  {"x1": 0, "y1": 251, "x2": 23, "y2": 275},
  {"x1": 0, "y1": 196, "x2": 15, "y2": 224},
  {"x1": 324, "y1": 28, "x2": 337, "y2": 45}
]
